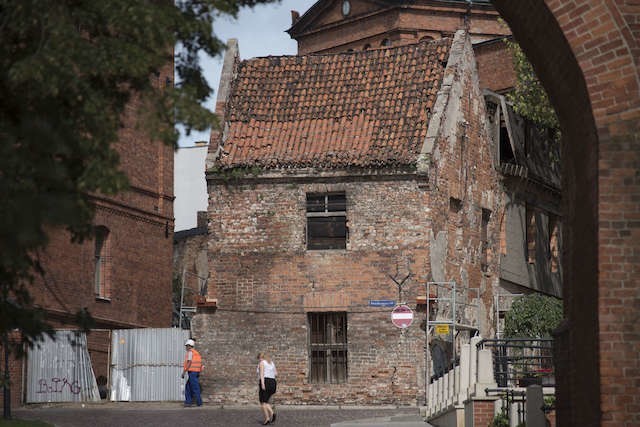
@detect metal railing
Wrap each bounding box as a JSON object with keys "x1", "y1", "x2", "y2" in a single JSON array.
[{"x1": 477, "y1": 338, "x2": 555, "y2": 388}]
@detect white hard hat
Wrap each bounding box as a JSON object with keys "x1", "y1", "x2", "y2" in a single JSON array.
[{"x1": 185, "y1": 339, "x2": 195, "y2": 347}]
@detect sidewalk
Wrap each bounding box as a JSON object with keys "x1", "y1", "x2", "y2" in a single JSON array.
[
  {"x1": 13, "y1": 402, "x2": 432, "y2": 427},
  {"x1": 331, "y1": 412, "x2": 432, "y2": 426}
]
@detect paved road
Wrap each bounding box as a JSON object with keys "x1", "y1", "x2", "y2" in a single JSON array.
[{"x1": 13, "y1": 403, "x2": 424, "y2": 427}]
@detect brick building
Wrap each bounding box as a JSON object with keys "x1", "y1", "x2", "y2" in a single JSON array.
[
  {"x1": 1, "y1": 66, "x2": 175, "y2": 407},
  {"x1": 286, "y1": 0, "x2": 514, "y2": 94},
  {"x1": 195, "y1": 29, "x2": 502, "y2": 405}
]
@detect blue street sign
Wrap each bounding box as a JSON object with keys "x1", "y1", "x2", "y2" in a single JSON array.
[{"x1": 369, "y1": 300, "x2": 396, "y2": 307}]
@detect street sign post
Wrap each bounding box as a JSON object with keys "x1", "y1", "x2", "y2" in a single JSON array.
[{"x1": 391, "y1": 304, "x2": 414, "y2": 329}]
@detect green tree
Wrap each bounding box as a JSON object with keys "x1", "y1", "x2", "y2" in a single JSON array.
[
  {"x1": 504, "y1": 293, "x2": 563, "y2": 338},
  {"x1": 505, "y1": 38, "x2": 560, "y2": 131},
  {"x1": 0, "y1": 0, "x2": 277, "y2": 350}
]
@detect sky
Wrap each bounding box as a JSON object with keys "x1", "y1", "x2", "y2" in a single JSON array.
[
  {"x1": 178, "y1": 0, "x2": 318, "y2": 147},
  {"x1": 174, "y1": 0, "x2": 317, "y2": 231}
]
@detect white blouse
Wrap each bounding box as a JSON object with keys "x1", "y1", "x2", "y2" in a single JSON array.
[{"x1": 258, "y1": 360, "x2": 277, "y2": 379}]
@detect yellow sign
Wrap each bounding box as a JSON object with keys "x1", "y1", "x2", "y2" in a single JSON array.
[{"x1": 435, "y1": 324, "x2": 450, "y2": 335}]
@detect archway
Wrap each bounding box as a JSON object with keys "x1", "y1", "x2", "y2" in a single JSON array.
[{"x1": 492, "y1": 1, "x2": 640, "y2": 426}]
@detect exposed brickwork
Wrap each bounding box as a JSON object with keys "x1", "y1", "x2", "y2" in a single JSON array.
[
  {"x1": 288, "y1": 0, "x2": 510, "y2": 55},
  {"x1": 0, "y1": 332, "x2": 25, "y2": 408},
  {"x1": 7, "y1": 61, "x2": 176, "y2": 406},
  {"x1": 198, "y1": 33, "x2": 502, "y2": 405},
  {"x1": 492, "y1": 1, "x2": 640, "y2": 425},
  {"x1": 473, "y1": 39, "x2": 516, "y2": 93},
  {"x1": 468, "y1": 399, "x2": 496, "y2": 426}
]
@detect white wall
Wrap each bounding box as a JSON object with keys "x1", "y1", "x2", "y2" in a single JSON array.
[{"x1": 174, "y1": 144, "x2": 208, "y2": 231}]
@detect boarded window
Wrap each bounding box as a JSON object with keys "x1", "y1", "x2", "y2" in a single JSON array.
[
  {"x1": 94, "y1": 226, "x2": 112, "y2": 299},
  {"x1": 308, "y1": 312, "x2": 348, "y2": 384},
  {"x1": 306, "y1": 193, "x2": 347, "y2": 250}
]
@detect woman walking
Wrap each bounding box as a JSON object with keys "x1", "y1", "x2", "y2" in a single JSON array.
[{"x1": 257, "y1": 352, "x2": 277, "y2": 425}]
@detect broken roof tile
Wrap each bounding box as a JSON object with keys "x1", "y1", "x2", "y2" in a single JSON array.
[{"x1": 214, "y1": 38, "x2": 453, "y2": 170}]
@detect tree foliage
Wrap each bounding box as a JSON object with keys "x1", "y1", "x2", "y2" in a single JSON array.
[
  {"x1": 504, "y1": 293, "x2": 563, "y2": 338},
  {"x1": 0, "y1": 0, "x2": 276, "y2": 349},
  {"x1": 505, "y1": 38, "x2": 560, "y2": 131}
]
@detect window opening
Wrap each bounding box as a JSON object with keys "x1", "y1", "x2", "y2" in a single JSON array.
[
  {"x1": 481, "y1": 209, "x2": 491, "y2": 272},
  {"x1": 549, "y1": 215, "x2": 560, "y2": 273},
  {"x1": 526, "y1": 207, "x2": 536, "y2": 264},
  {"x1": 306, "y1": 193, "x2": 347, "y2": 250},
  {"x1": 94, "y1": 226, "x2": 112, "y2": 299},
  {"x1": 308, "y1": 312, "x2": 348, "y2": 384}
]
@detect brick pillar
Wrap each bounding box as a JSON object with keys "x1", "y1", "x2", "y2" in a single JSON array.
[{"x1": 466, "y1": 397, "x2": 500, "y2": 426}]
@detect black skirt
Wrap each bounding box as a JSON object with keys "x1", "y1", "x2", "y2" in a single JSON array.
[{"x1": 258, "y1": 378, "x2": 277, "y2": 403}]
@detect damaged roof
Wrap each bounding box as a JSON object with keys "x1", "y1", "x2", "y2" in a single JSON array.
[{"x1": 214, "y1": 38, "x2": 452, "y2": 170}]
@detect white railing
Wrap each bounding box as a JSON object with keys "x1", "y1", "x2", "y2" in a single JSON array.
[{"x1": 425, "y1": 336, "x2": 497, "y2": 418}]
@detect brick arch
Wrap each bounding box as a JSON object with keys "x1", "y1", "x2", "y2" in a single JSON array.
[{"x1": 493, "y1": 1, "x2": 640, "y2": 426}]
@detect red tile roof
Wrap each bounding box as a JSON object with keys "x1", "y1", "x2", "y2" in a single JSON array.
[{"x1": 214, "y1": 38, "x2": 452, "y2": 170}]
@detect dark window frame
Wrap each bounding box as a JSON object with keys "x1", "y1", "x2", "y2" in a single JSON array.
[
  {"x1": 94, "y1": 226, "x2": 112, "y2": 300},
  {"x1": 306, "y1": 193, "x2": 347, "y2": 250},
  {"x1": 308, "y1": 312, "x2": 348, "y2": 384}
]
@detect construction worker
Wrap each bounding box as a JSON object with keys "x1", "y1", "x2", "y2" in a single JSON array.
[{"x1": 182, "y1": 338, "x2": 203, "y2": 407}]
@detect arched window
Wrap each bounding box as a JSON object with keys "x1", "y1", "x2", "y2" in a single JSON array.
[
  {"x1": 381, "y1": 38, "x2": 391, "y2": 47},
  {"x1": 94, "y1": 226, "x2": 112, "y2": 299}
]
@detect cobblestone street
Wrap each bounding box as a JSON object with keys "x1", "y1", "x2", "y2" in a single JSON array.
[{"x1": 13, "y1": 403, "x2": 423, "y2": 427}]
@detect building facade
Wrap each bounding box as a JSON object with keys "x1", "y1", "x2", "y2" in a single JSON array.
[
  {"x1": 195, "y1": 31, "x2": 502, "y2": 405},
  {"x1": 1, "y1": 65, "x2": 175, "y2": 407}
]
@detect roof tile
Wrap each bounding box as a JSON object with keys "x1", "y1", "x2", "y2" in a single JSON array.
[{"x1": 215, "y1": 38, "x2": 453, "y2": 170}]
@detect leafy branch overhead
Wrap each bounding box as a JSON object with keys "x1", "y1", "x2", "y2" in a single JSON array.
[
  {"x1": 504, "y1": 38, "x2": 560, "y2": 131},
  {"x1": 0, "y1": 0, "x2": 276, "y2": 347}
]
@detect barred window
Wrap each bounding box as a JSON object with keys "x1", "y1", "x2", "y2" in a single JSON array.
[{"x1": 308, "y1": 312, "x2": 348, "y2": 384}]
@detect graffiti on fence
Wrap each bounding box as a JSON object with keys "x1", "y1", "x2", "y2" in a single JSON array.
[{"x1": 36, "y1": 377, "x2": 81, "y2": 394}]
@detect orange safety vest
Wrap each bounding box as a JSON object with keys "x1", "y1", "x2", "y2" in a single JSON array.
[{"x1": 184, "y1": 349, "x2": 203, "y2": 372}]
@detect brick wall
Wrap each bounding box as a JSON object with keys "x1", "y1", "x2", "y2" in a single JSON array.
[
  {"x1": 293, "y1": 1, "x2": 509, "y2": 54},
  {"x1": 196, "y1": 178, "x2": 434, "y2": 405},
  {"x1": 470, "y1": 399, "x2": 497, "y2": 426},
  {"x1": 0, "y1": 333, "x2": 24, "y2": 408},
  {"x1": 197, "y1": 33, "x2": 503, "y2": 405},
  {"x1": 492, "y1": 1, "x2": 640, "y2": 425},
  {"x1": 7, "y1": 59, "x2": 175, "y2": 407},
  {"x1": 474, "y1": 39, "x2": 516, "y2": 93}
]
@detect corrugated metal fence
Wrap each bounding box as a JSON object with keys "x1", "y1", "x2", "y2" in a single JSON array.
[
  {"x1": 26, "y1": 330, "x2": 100, "y2": 403},
  {"x1": 110, "y1": 328, "x2": 190, "y2": 401}
]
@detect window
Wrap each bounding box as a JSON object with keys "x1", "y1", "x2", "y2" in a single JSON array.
[
  {"x1": 308, "y1": 312, "x2": 348, "y2": 384},
  {"x1": 526, "y1": 207, "x2": 536, "y2": 264},
  {"x1": 94, "y1": 226, "x2": 112, "y2": 299},
  {"x1": 381, "y1": 38, "x2": 391, "y2": 47},
  {"x1": 549, "y1": 215, "x2": 560, "y2": 273},
  {"x1": 481, "y1": 209, "x2": 491, "y2": 272},
  {"x1": 306, "y1": 193, "x2": 347, "y2": 250}
]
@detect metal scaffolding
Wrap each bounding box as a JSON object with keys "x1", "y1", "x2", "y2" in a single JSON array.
[
  {"x1": 424, "y1": 281, "x2": 480, "y2": 406},
  {"x1": 178, "y1": 268, "x2": 208, "y2": 329}
]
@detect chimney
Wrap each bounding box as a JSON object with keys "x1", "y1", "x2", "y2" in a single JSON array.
[{"x1": 291, "y1": 10, "x2": 300, "y2": 26}]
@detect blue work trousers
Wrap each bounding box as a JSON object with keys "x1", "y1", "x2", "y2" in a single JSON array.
[{"x1": 185, "y1": 371, "x2": 202, "y2": 406}]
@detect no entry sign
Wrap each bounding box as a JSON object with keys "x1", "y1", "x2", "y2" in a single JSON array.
[{"x1": 391, "y1": 304, "x2": 414, "y2": 329}]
